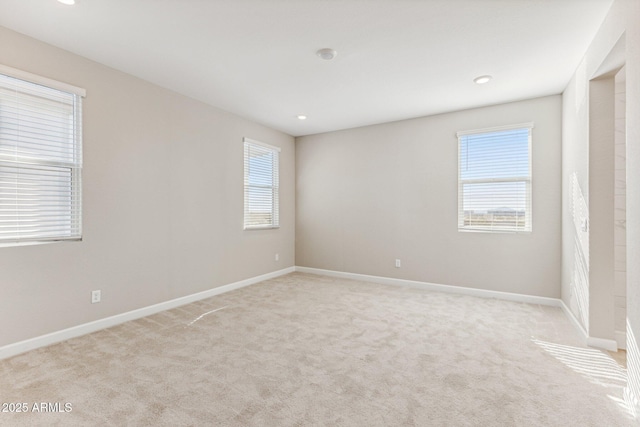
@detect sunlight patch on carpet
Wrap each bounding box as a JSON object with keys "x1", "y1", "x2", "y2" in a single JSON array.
[
  {"x1": 624, "y1": 319, "x2": 640, "y2": 418},
  {"x1": 532, "y1": 338, "x2": 626, "y2": 388},
  {"x1": 186, "y1": 306, "x2": 229, "y2": 327},
  {"x1": 533, "y1": 337, "x2": 635, "y2": 418}
]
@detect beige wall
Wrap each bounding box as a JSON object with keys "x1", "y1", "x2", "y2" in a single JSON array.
[
  {"x1": 4, "y1": 4, "x2": 639, "y2": 413},
  {"x1": 561, "y1": 0, "x2": 640, "y2": 415},
  {"x1": 296, "y1": 96, "x2": 562, "y2": 298},
  {"x1": 0, "y1": 26, "x2": 295, "y2": 347},
  {"x1": 588, "y1": 76, "x2": 616, "y2": 341}
]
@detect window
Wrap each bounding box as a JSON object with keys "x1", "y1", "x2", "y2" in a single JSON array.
[
  {"x1": 0, "y1": 65, "x2": 84, "y2": 245},
  {"x1": 243, "y1": 138, "x2": 279, "y2": 229},
  {"x1": 457, "y1": 123, "x2": 533, "y2": 232}
]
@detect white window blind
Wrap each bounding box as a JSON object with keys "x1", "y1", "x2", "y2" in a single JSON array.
[
  {"x1": 457, "y1": 123, "x2": 533, "y2": 233},
  {"x1": 0, "y1": 68, "x2": 83, "y2": 244},
  {"x1": 243, "y1": 138, "x2": 279, "y2": 229}
]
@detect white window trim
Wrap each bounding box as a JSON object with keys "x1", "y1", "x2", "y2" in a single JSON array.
[
  {"x1": 0, "y1": 66, "x2": 85, "y2": 246},
  {"x1": 456, "y1": 122, "x2": 534, "y2": 138},
  {"x1": 0, "y1": 64, "x2": 86, "y2": 97},
  {"x1": 457, "y1": 122, "x2": 533, "y2": 234},
  {"x1": 243, "y1": 137, "x2": 280, "y2": 231},
  {"x1": 243, "y1": 137, "x2": 281, "y2": 154}
]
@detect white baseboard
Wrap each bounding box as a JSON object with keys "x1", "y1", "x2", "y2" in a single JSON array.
[
  {"x1": 587, "y1": 336, "x2": 619, "y2": 352},
  {"x1": 0, "y1": 267, "x2": 295, "y2": 361},
  {"x1": 297, "y1": 267, "x2": 624, "y2": 351},
  {"x1": 295, "y1": 266, "x2": 562, "y2": 307},
  {"x1": 552, "y1": 301, "x2": 620, "y2": 352},
  {"x1": 616, "y1": 331, "x2": 627, "y2": 350},
  {"x1": 2, "y1": 265, "x2": 621, "y2": 359},
  {"x1": 560, "y1": 300, "x2": 589, "y2": 341},
  {"x1": 559, "y1": 300, "x2": 619, "y2": 352}
]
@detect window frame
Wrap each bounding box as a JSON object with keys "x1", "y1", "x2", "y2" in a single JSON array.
[
  {"x1": 456, "y1": 123, "x2": 533, "y2": 233},
  {"x1": 243, "y1": 137, "x2": 280, "y2": 230},
  {"x1": 0, "y1": 64, "x2": 85, "y2": 247}
]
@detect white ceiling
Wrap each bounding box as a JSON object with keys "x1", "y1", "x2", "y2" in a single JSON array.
[{"x1": 0, "y1": 0, "x2": 613, "y2": 137}]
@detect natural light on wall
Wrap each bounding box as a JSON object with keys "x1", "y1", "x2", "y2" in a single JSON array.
[
  {"x1": 571, "y1": 173, "x2": 590, "y2": 331},
  {"x1": 457, "y1": 123, "x2": 533, "y2": 232}
]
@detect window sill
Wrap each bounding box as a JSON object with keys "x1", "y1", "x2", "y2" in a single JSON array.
[
  {"x1": 244, "y1": 226, "x2": 280, "y2": 231},
  {"x1": 0, "y1": 238, "x2": 81, "y2": 248},
  {"x1": 458, "y1": 228, "x2": 532, "y2": 234}
]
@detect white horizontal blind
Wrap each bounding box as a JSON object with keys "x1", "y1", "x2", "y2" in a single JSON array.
[
  {"x1": 457, "y1": 124, "x2": 532, "y2": 232},
  {"x1": 0, "y1": 72, "x2": 83, "y2": 244},
  {"x1": 243, "y1": 138, "x2": 279, "y2": 229}
]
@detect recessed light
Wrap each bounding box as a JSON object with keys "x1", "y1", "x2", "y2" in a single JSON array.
[
  {"x1": 474, "y1": 75, "x2": 492, "y2": 84},
  {"x1": 316, "y1": 48, "x2": 337, "y2": 61},
  {"x1": 297, "y1": 115, "x2": 307, "y2": 120},
  {"x1": 58, "y1": 0, "x2": 76, "y2": 4}
]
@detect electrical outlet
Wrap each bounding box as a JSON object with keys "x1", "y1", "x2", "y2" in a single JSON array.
[
  {"x1": 275, "y1": 253, "x2": 279, "y2": 261},
  {"x1": 395, "y1": 259, "x2": 401, "y2": 268},
  {"x1": 91, "y1": 290, "x2": 101, "y2": 304}
]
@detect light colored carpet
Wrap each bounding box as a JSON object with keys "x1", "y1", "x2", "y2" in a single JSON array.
[{"x1": 0, "y1": 272, "x2": 636, "y2": 426}]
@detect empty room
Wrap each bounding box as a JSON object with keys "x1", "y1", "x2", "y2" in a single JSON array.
[{"x1": 0, "y1": 0, "x2": 639, "y2": 425}]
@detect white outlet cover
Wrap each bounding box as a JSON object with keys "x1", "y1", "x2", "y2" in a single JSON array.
[{"x1": 91, "y1": 290, "x2": 101, "y2": 304}]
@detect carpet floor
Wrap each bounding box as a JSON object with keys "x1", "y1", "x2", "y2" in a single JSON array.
[{"x1": 0, "y1": 272, "x2": 636, "y2": 426}]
